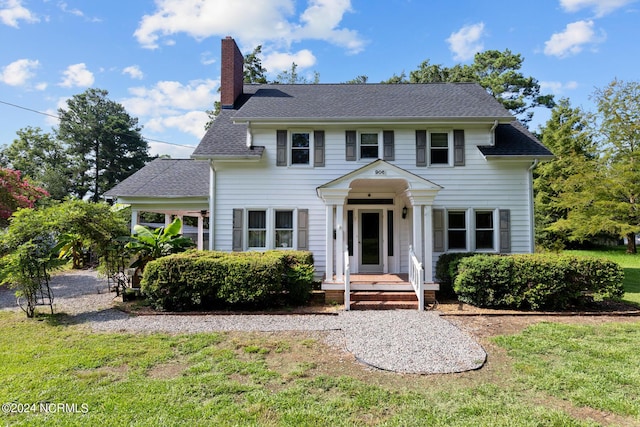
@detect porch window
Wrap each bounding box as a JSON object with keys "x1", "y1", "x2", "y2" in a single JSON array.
[
  {"x1": 248, "y1": 210, "x2": 266, "y2": 248},
  {"x1": 430, "y1": 132, "x2": 449, "y2": 165},
  {"x1": 360, "y1": 133, "x2": 379, "y2": 158},
  {"x1": 475, "y1": 211, "x2": 494, "y2": 250},
  {"x1": 291, "y1": 132, "x2": 310, "y2": 165},
  {"x1": 275, "y1": 210, "x2": 294, "y2": 248},
  {"x1": 447, "y1": 211, "x2": 466, "y2": 250}
]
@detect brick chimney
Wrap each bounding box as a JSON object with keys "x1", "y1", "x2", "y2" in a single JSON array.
[{"x1": 220, "y1": 37, "x2": 244, "y2": 109}]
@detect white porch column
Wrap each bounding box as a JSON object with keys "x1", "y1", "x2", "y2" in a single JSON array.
[
  {"x1": 177, "y1": 215, "x2": 184, "y2": 234},
  {"x1": 412, "y1": 204, "x2": 423, "y2": 261},
  {"x1": 325, "y1": 205, "x2": 334, "y2": 282},
  {"x1": 209, "y1": 162, "x2": 216, "y2": 251},
  {"x1": 335, "y1": 204, "x2": 344, "y2": 282},
  {"x1": 197, "y1": 215, "x2": 204, "y2": 250},
  {"x1": 130, "y1": 209, "x2": 139, "y2": 233},
  {"x1": 423, "y1": 205, "x2": 434, "y2": 282},
  {"x1": 164, "y1": 214, "x2": 172, "y2": 227}
]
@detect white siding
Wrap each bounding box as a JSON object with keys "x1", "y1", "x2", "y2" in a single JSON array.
[{"x1": 212, "y1": 125, "x2": 536, "y2": 279}]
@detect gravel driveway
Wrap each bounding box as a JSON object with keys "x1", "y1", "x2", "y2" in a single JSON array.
[{"x1": 0, "y1": 270, "x2": 486, "y2": 374}]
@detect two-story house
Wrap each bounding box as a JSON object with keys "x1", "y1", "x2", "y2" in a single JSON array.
[{"x1": 105, "y1": 37, "x2": 553, "y2": 309}]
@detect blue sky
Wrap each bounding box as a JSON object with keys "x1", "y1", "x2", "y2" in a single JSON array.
[{"x1": 1, "y1": 0, "x2": 639, "y2": 158}]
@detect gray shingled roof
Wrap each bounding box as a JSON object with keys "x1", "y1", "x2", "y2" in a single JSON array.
[
  {"x1": 104, "y1": 158, "x2": 209, "y2": 198},
  {"x1": 192, "y1": 108, "x2": 265, "y2": 158},
  {"x1": 479, "y1": 121, "x2": 554, "y2": 159},
  {"x1": 233, "y1": 83, "x2": 513, "y2": 120},
  {"x1": 193, "y1": 82, "x2": 552, "y2": 160}
]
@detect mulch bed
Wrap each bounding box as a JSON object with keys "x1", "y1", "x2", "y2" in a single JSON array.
[{"x1": 437, "y1": 299, "x2": 640, "y2": 316}]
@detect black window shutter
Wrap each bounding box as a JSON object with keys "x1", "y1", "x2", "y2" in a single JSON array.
[
  {"x1": 276, "y1": 130, "x2": 287, "y2": 166},
  {"x1": 314, "y1": 131, "x2": 325, "y2": 167},
  {"x1": 416, "y1": 130, "x2": 427, "y2": 167},
  {"x1": 383, "y1": 130, "x2": 394, "y2": 161},
  {"x1": 232, "y1": 209, "x2": 243, "y2": 251},
  {"x1": 297, "y1": 209, "x2": 309, "y2": 250},
  {"x1": 433, "y1": 208, "x2": 445, "y2": 252},
  {"x1": 499, "y1": 209, "x2": 511, "y2": 253},
  {"x1": 454, "y1": 130, "x2": 465, "y2": 166},
  {"x1": 345, "y1": 130, "x2": 356, "y2": 161}
]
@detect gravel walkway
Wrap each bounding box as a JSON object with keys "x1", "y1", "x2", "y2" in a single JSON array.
[{"x1": 0, "y1": 270, "x2": 486, "y2": 374}]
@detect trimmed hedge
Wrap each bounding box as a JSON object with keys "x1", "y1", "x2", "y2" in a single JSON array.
[
  {"x1": 141, "y1": 250, "x2": 314, "y2": 311},
  {"x1": 453, "y1": 254, "x2": 624, "y2": 310},
  {"x1": 434, "y1": 252, "x2": 476, "y2": 299}
]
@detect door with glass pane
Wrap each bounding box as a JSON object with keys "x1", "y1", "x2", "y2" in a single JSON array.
[{"x1": 359, "y1": 210, "x2": 382, "y2": 272}]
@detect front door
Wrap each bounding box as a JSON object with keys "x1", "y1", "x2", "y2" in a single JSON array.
[{"x1": 359, "y1": 210, "x2": 383, "y2": 272}]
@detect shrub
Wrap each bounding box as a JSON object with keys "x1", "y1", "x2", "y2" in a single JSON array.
[
  {"x1": 434, "y1": 252, "x2": 476, "y2": 299},
  {"x1": 141, "y1": 250, "x2": 314, "y2": 311},
  {"x1": 454, "y1": 254, "x2": 624, "y2": 310}
]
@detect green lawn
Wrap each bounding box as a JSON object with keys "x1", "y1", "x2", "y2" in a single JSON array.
[
  {"x1": 565, "y1": 246, "x2": 640, "y2": 306},
  {"x1": 1, "y1": 311, "x2": 638, "y2": 426}
]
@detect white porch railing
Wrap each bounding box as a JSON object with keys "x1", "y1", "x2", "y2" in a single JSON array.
[
  {"x1": 343, "y1": 245, "x2": 351, "y2": 310},
  {"x1": 409, "y1": 245, "x2": 425, "y2": 311}
]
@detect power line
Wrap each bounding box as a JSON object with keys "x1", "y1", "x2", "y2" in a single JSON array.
[{"x1": 0, "y1": 99, "x2": 197, "y2": 149}]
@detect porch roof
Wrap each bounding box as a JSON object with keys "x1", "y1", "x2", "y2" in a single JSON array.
[{"x1": 104, "y1": 158, "x2": 209, "y2": 199}]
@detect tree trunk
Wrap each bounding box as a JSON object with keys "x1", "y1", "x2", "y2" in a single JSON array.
[{"x1": 626, "y1": 232, "x2": 637, "y2": 254}]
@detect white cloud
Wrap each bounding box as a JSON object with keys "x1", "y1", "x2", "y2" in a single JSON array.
[
  {"x1": 446, "y1": 22, "x2": 485, "y2": 61},
  {"x1": 544, "y1": 20, "x2": 604, "y2": 57},
  {"x1": 0, "y1": 58, "x2": 39, "y2": 86},
  {"x1": 146, "y1": 111, "x2": 209, "y2": 138},
  {"x1": 0, "y1": 0, "x2": 39, "y2": 27},
  {"x1": 559, "y1": 0, "x2": 636, "y2": 17},
  {"x1": 293, "y1": 0, "x2": 364, "y2": 53},
  {"x1": 147, "y1": 141, "x2": 195, "y2": 159},
  {"x1": 262, "y1": 49, "x2": 316, "y2": 73},
  {"x1": 123, "y1": 65, "x2": 144, "y2": 80},
  {"x1": 59, "y1": 63, "x2": 95, "y2": 87},
  {"x1": 122, "y1": 79, "x2": 217, "y2": 142},
  {"x1": 200, "y1": 51, "x2": 216, "y2": 65},
  {"x1": 57, "y1": 1, "x2": 101, "y2": 22},
  {"x1": 133, "y1": 0, "x2": 364, "y2": 53},
  {"x1": 540, "y1": 80, "x2": 579, "y2": 94},
  {"x1": 123, "y1": 79, "x2": 218, "y2": 117}
]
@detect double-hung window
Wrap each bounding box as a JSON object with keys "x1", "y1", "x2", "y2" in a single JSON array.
[
  {"x1": 475, "y1": 211, "x2": 494, "y2": 250},
  {"x1": 275, "y1": 210, "x2": 294, "y2": 248},
  {"x1": 360, "y1": 132, "x2": 379, "y2": 159},
  {"x1": 447, "y1": 211, "x2": 466, "y2": 250},
  {"x1": 430, "y1": 132, "x2": 450, "y2": 165},
  {"x1": 247, "y1": 210, "x2": 267, "y2": 249},
  {"x1": 291, "y1": 132, "x2": 310, "y2": 165}
]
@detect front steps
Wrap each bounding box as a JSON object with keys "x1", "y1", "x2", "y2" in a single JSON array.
[
  {"x1": 349, "y1": 291, "x2": 418, "y2": 310},
  {"x1": 322, "y1": 274, "x2": 439, "y2": 310}
]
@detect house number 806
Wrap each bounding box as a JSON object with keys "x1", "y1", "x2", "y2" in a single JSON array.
[{"x1": 375, "y1": 170, "x2": 385, "y2": 175}]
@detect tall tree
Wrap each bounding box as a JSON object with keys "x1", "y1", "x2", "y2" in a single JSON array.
[
  {"x1": 547, "y1": 80, "x2": 640, "y2": 253},
  {"x1": 272, "y1": 62, "x2": 320, "y2": 84},
  {"x1": 392, "y1": 49, "x2": 555, "y2": 123},
  {"x1": 533, "y1": 99, "x2": 596, "y2": 249},
  {"x1": 243, "y1": 45, "x2": 268, "y2": 84},
  {"x1": 0, "y1": 127, "x2": 71, "y2": 200},
  {"x1": 57, "y1": 88, "x2": 151, "y2": 202}
]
